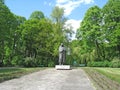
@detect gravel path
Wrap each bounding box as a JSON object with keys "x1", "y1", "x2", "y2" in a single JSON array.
[{"x1": 0, "y1": 68, "x2": 95, "y2": 90}]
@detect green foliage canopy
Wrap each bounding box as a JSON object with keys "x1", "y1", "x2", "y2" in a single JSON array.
[{"x1": 29, "y1": 11, "x2": 45, "y2": 20}]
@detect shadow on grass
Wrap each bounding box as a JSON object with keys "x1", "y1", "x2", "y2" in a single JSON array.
[{"x1": 0, "y1": 67, "x2": 44, "y2": 83}]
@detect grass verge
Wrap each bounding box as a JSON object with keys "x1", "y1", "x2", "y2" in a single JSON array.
[
  {"x1": 0, "y1": 67, "x2": 45, "y2": 83},
  {"x1": 94, "y1": 68, "x2": 120, "y2": 84},
  {"x1": 83, "y1": 67, "x2": 120, "y2": 90}
]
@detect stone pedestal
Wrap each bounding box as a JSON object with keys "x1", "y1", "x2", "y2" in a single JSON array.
[{"x1": 55, "y1": 65, "x2": 71, "y2": 70}]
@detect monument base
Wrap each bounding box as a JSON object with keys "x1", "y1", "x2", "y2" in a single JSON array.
[{"x1": 55, "y1": 65, "x2": 71, "y2": 70}]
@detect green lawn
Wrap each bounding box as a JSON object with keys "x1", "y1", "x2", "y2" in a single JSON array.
[
  {"x1": 83, "y1": 67, "x2": 120, "y2": 90},
  {"x1": 93, "y1": 68, "x2": 120, "y2": 84},
  {"x1": 0, "y1": 67, "x2": 45, "y2": 83}
]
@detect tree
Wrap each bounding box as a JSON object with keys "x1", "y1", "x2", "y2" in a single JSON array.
[
  {"x1": 0, "y1": 3, "x2": 17, "y2": 66},
  {"x1": 51, "y1": 6, "x2": 66, "y2": 23},
  {"x1": 14, "y1": 15, "x2": 26, "y2": 25},
  {"x1": 50, "y1": 6, "x2": 73, "y2": 58},
  {"x1": 11, "y1": 15, "x2": 26, "y2": 58},
  {"x1": 75, "y1": 0, "x2": 120, "y2": 65},
  {"x1": 18, "y1": 18, "x2": 55, "y2": 66},
  {"x1": 29, "y1": 11, "x2": 45, "y2": 20},
  {"x1": 70, "y1": 40, "x2": 81, "y2": 65},
  {"x1": 102, "y1": 0, "x2": 120, "y2": 59},
  {"x1": 0, "y1": 0, "x2": 4, "y2": 4},
  {"x1": 76, "y1": 6, "x2": 103, "y2": 61}
]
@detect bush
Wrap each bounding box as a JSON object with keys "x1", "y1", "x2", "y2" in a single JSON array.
[
  {"x1": 3, "y1": 58, "x2": 12, "y2": 66},
  {"x1": 110, "y1": 58, "x2": 120, "y2": 68},
  {"x1": 24, "y1": 57, "x2": 35, "y2": 67},
  {"x1": 102, "y1": 61, "x2": 110, "y2": 67},
  {"x1": 87, "y1": 61, "x2": 110, "y2": 67},
  {"x1": 23, "y1": 57, "x2": 45, "y2": 67},
  {"x1": 11, "y1": 56, "x2": 18, "y2": 66},
  {"x1": 87, "y1": 59, "x2": 120, "y2": 68},
  {"x1": 11, "y1": 55, "x2": 24, "y2": 66},
  {"x1": 48, "y1": 60, "x2": 55, "y2": 67}
]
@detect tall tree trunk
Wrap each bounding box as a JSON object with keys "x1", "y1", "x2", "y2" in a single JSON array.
[
  {"x1": 95, "y1": 40, "x2": 102, "y2": 60},
  {"x1": 1, "y1": 40, "x2": 4, "y2": 65},
  {"x1": 117, "y1": 45, "x2": 120, "y2": 59}
]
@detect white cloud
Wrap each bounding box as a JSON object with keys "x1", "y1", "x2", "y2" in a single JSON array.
[
  {"x1": 56, "y1": 0, "x2": 69, "y2": 4},
  {"x1": 56, "y1": 0, "x2": 94, "y2": 16},
  {"x1": 65, "y1": 19, "x2": 81, "y2": 31},
  {"x1": 84, "y1": 0, "x2": 94, "y2": 4},
  {"x1": 44, "y1": 1, "x2": 52, "y2": 6},
  {"x1": 65, "y1": 19, "x2": 82, "y2": 40}
]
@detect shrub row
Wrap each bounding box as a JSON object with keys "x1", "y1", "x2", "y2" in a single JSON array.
[
  {"x1": 87, "y1": 60, "x2": 120, "y2": 68},
  {"x1": 3, "y1": 56, "x2": 55, "y2": 67},
  {"x1": 22, "y1": 57, "x2": 55, "y2": 67}
]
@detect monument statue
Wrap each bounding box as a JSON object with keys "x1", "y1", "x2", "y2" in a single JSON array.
[
  {"x1": 55, "y1": 43, "x2": 70, "y2": 70},
  {"x1": 59, "y1": 43, "x2": 66, "y2": 65}
]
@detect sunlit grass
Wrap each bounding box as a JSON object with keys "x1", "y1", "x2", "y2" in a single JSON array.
[
  {"x1": 83, "y1": 67, "x2": 120, "y2": 90},
  {"x1": 93, "y1": 68, "x2": 120, "y2": 84}
]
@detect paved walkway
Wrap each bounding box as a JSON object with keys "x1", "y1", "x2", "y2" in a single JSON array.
[{"x1": 0, "y1": 68, "x2": 95, "y2": 90}]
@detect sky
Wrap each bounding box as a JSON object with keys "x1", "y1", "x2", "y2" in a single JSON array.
[{"x1": 5, "y1": 0, "x2": 108, "y2": 39}]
